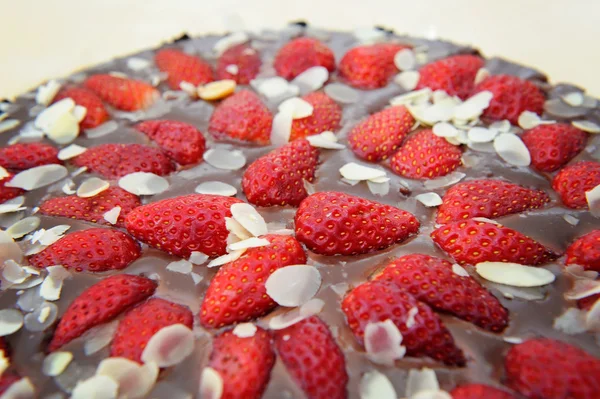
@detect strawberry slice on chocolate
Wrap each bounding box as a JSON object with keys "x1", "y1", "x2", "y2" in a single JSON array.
[
  {"x1": 134, "y1": 119, "x2": 206, "y2": 165},
  {"x1": 155, "y1": 48, "x2": 214, "y2": 89},
  {"x1": 289, "y1": 92, "x2": 342, "y2": 141},
  {"x1": 339, "y1": 43, "x2": 409, "y2": 89},
  {"x1": 521, "y1": 123, "x2": 587, "y2": 173},
  {"x1": 0, "y1": 142, "x2": 60, "y2": 171},
  {"x1": 53, "y1": 86, "x2": 110, "y2": 130},
  {"x1": 450, "y1": 384, "x2": 516, "y2": 399},
  {"x1": 274, "y1": 37, "x2": 335, "y2": 80},
  {"x1": 552, "y1": 161, "x2": 600, "y2": 209},
  {"x1": 566, "y1": 230, "x2": 600, "y2": 272},
  {"x1": 216, "y1": 44, "x2": 261, "y2": 85},
  {"x1": 416, "y1": 54, "x2": 485, "y2": 100},
  {"x1": 84, "y1": 74, "x2": 159, "y2": 111}
]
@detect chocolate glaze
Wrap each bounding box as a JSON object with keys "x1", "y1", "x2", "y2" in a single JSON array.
[{"x1": 1, "y1": 24, "x2": 599, "y2": 398}]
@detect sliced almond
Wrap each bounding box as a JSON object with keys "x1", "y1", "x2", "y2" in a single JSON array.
[
  {"x1": 77, "y1": 177, "x2": 110, "y2": 198},
  {"x1": 475, "y1": 262, "x2": 555, "y2": 287},
  {"x1": 198, "y1": 80, "x2": 236, "y2": 101},
  {"x1": 265, "y1": 265, "x2": 321, "y2": 307},
  {"x1": 364, "y1": 319, "x2": 406, "y2": 366},
  {"x1": 141, "y1": 324, "x2": 195, "y2": 367},
  {"x1": 359, "y1": 370, "x2": 396, "y2": 399}
]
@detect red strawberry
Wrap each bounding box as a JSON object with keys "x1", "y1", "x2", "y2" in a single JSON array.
[
  {"x1": 39, "y1": 186, "x2": 141, "y2": 227},
  {"x1": 390, "y1": 129, "x2": 462, "y2": 179},
  {"x1": 504, "y1": 338, "x2": 600, "y2": 399},
  {"x1": 48, "y1": 274, "x2": 157, "y2": 351},
  {"x1": 242, "y1": 139, "x2": 319, "y2": 207},
  {"x1": 373, "y1": 254, "x2": 509, "y2": 332},
  {"x1": 208, "y1": 90, "x2": 273, "y2": 144},
  {"x1": 72, "y1": 143, "x2": 174, "y2": 179},
  {"x1": 125, "y1": 194, "x2": 243, "y2": 258},
  {"x1": 294, "y1": 191, "x2": 420, "y2": 256},
  {"x1": 273, "y1": 316, "x2": 348, "y2": 399},
  {"x1": 53, "y1": 86, "x2": 110, "y2": 129},
  {"x1": 0, "y1": 143, "x2": 60, "y2": 171},
  {"x1": 552, "y1": 161, "x2": 600, "y2": 209},
  {"x1": 200, "y1": 234, "x2": 307, "y2": 328},
  {"x1": 472, "y1": 75, "x2": 545, "y2": 125},
  {"x1": 289, "y1": 92, "x2": 342, "y2": 141},
  {"x1": 155, "y1": 48, "x2": 214, "y2": 89},
  {"x1": 348, "y1": 105, "x2": 415, "y2": 161},
  {"x1": 0, "y1": 174, "x2": 24, "y2": 204},
  {"x1": 342, "y1": 280, "x2": 466, "y2": 366},
  {"x1": 417, "y1": 55, "x2": 485, "y2": 100},
  {"x1": 110, "y1": 298, "x2": 193, "y2": 363},
  {"x1": 451, "y1": 384, "x2": 516, "y2": 399},
  {"x1": 338, "y1": 43, "x2": 409, "y2": 89},
  {"x1": 0, "y1": 373, "x2": 21, "y2": 396},
  {"x1": 521, "y1": 123, "x2": 587, "y2": 172},
  {"x1": 207, "y1": 327, "x2": 275, "y2": 399},
  {"x1": 436, "y1": 179, "x2": 550, "y2": 224},
  {"x1": 134, "y1": 120, "x2": 206, "y2": 165},
  {"x1": 566, "y1": 230, "x2": 600, "y2": 272},
  {"x1": 84, "y1": 74, "x2": 158, "y2": 111},
  {"x1": 216, "y1": 44, "x2": 261, "y2": 84},
  {"x1": 29, "y1": 228, "x2": 141, "y2": 272},
  {"x1": 431, "y1": 220, "x2": 557, "y2": 265},
  {"x1": 274, "y1": 37, "x2": 335, "y2": 80}
]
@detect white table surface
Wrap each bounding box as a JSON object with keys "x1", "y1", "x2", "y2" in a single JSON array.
[{"x1": 2, "y1": 0, "x2": 599, "y2": 98}]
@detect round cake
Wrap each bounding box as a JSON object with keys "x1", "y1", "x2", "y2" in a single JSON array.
[{"x1": 0, "y1": 22, "x2": 599, "y2": 399}]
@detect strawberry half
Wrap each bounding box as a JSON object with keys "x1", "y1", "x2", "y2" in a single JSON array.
[
  {"x1": 29, "y1": 228, "x2": 141, "y2": 272},
  {"x1": 110, "y1": 298, "x2": 193, "y2": 363},
  {"x1": 472, "y1": 75, "x2": 545, "y2": 125},
  {"x1": 39, "y1": 186, "x2": 141, "y2": 227},
  {"x1": 208, "y1": 90, "x2": 273, "y2": 144},
  {"x1": 566, "y1": 230, "x2": 600, "y2": 272},
  {"x1": 0, "y1": 142, "x2": 60, "y2": 171},
  {"x1": 48, "y1": 274, "x2": 157, "y2": 351},
  {"x1": 348, "y1": 105, "x2": 415, "y2": 162},
  {"x1": 53, "y1": 86, "x2": 110, "y2": 129},
  {"x1": 504, "y1": 338, "x2": 600, "y2": 399},
  {"x1": 84, "y1": 74, "x2": 159, "y2": 111},
  {"x1": 207, "y1": 327, "x2": 275, "y2": 399},
  {"x1": 373, "y1": 254, "x2": 509, "y2": 332},
  {"x1": 521, "y1": 123, "x2": 587, "y2": 172},
  {"x1": 134, "y1": 120, "x2": 206, "y2": 165},
  {"x1": 216, "y1": 44, "x2": 261, "y2": 85},
  {"x1": 416, "y1": 54, "x2": 485, "y2": 100},
  {"x1": 390, "y1": 129, "x2": 462, "y2": 179},
  {"x1": 72, "y1": 143, "x2": 174, "y2": 179},
  {"x1": 125, "y1": 194, "x2": 242, "y2": 258},
  {"x1": 342, "y1": 280, "x2": 466, "y2": 366},
  {"x1": 200, "y1": 234, "x2": 307, "y2": 328},
  {"x1": 242, "y1": 139, "x2": 319, "y2": 207},
  {"x1": 155, "y1": 48, "x2": 214, "y2": 89},
  {"x1": 290, "y1": 92, "x2": 342, "y2": 141},
  {"x1": 273, "y1": 316, "x2": 348, "y2": 399},
  {"x1": 294, "y1": 191, "x2": 420, "y2": 256},
  {"x1": 552, "y1": 161, "x2": 600, "y2": 209},
  {"x1": 0, "y1": 174, "x2": 24, "y2": 204},
  {"x1": 274, "y1": 37, "x2": 335, "y2": 80},
  {"x1": 450, "y1": 384, "x2": 516, "y2": 399},
  {"x1": 339, "y1": 43, "x2": 409, "y2": 89},
  {"x1": 431, "y1": 220, "x2": 557, "y2": 266},
  {"x1": 436, "y1": 179, "x2": 550, "y2": 224}
]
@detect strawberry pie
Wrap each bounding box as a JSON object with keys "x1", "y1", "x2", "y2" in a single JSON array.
[{"x1": 0, "y1": 23, "x2": 599, "y2": 399}]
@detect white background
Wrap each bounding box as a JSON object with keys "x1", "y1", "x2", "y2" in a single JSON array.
[{"x1": 1, "y1": 0, "x2": 599, "y2": 98}]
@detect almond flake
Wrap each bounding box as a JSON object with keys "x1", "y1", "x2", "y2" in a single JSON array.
[
  {"x1": 25, "y1": 302, "x2": 57, "y2": 331},
  {"x1": 339, "y1": 162, "x2": 386, "y2": 181},
  {"x1": 225, "y1": 64, "x2": 239, "y2": 75},
  {"x1": 230, "y1": 203, "x2": 268, "y2": 237},
  {"x1": 586, "y1": 299, "x2": 600, "y2": 330},
  {"x1": 166, "y1": 259, "x2": 194, "y2": 274},
  {"x1": 58, "y1": 144, "x2": 87, "y2": 160},
  {"x1": 367, "y1": 180, "x2": 390, "y2": 196},
  {"x1": 0, "y1": 119, "x2": 20, "y2": 134},
  {"x1": 84, "y1": 321, "x2": 119, "y2": 355},
  {"x1": 390, "y1": 88, "x2": 432, "y2": 106},
  {"x1": 73, "y1": 106, "x2": 87, "y2": 123},
  {"x1": 0, "y1": 196, "x2": 26, "y2": 214},
  {"x1": 291, "y1": 66, "x2": 329, "y2": 93},
  {"x1": 586, "y1": 184, "x2": 600, "y2": 216},
  {"x1": 394, "y1": 49, "x2": 416, "y2": 71},
  {"x1": 97, "y1": 357, "x2": 158, "y2": 399},
  {"x1": 359, "y1": 370, "x2": 396, "y2": 399},
  {"x1": 415, "y1": 192, "x2": 442, "y2": 207},
  {"x1": 406, "y1": 307, "x2": 419, "y2": 328},
  {"x1": 364, "y1": 319, "x2": 406, "y2": 365},
  {"x1": 77, "y1": 177, "x2": 109, "y2": 198},
  {"x1": 475, "y1": 262, "x2": 555, "y2": 287},
  {"x1": 265, "y1": 265, "x2": 321, "y2": 307},
  {"x1": 85, "y1": 120, "x2": 118, "y2": 138},
  {"x1": 572, "y1": 120, "x2": 600, "y2": 134},
  {"x1": 305, "y1": 130, "x2": 344, "y2": 149},
  {"x1": 2, "y1": 378, "x2": 35, "y2": 398},
  {"x1": 214, "y1": 32, "x2": 249, "y2": 56},
  {"x1": 453, "y1": 91, "x2": 493, "y2": 121},
  {"x1": 199, "y1": 367, "x2": 224, "y2": 399},
  {"x1": 203, "y1": 148, "x2": 246, "y2": 170},
  {"x1": 198, "y1": 80, "x2": 236, "y2": 101},
  {"x1": 489, "y1": 120, "x2": 511, "y2": 132},
  {"x1": 565, "y1": 264, "x2": 598, "y2": 280},
  {"x1": 553, "y1": 308, "x2": 588, "y2": 335},
  {"x1": 225, "y1": 217, "x2": 252, "y2": 240},
  {"x1": 493, "y1": 133, "x2": 531, "y2": 166},
  {"x1": 432, "y1": 122, "x2": 458, "y2": 138},
  {"x1": 36, "y1": 80, "x2": 62, "y2": 105},
  {"x1": 207, "y1": 249, "x2": 246, "y2": 268},
  {"x1": 232, "y1": 323, "x2": 257, "y2": 338},
  {"x1": 504, "y1": 336, "x2": 524, "y2": 344},
  {"x1": 474, "y1": 68, "x2": 490, "y2": 85},
  {"x1": 118, "y1": 172, "x2": 169, "y2": 195},
  {"x1": 38, "y1": 225, "x2": 71, "y2": 245},
  {"x1": 40, "y1": 265, "x2": 71, "y2": 301},
  {"x1": 392, "y1": 70, "x2": 420, "y2": 91},
  {"x1": 191, "y1": 272, "x2": 203, "y2": 285},
  {"x1": 252, "y1": 77, "x2": 299, "y2": 99},
  {"x1": 468, "y1": 126, "x2": 498, "y2": 143},
  {"x1": 0, "y1": 309, "x2": 23, "y2": 336},
  {"x1": 268, "y1": 298, "x2": 325, "y2": 330},
  {"x1": 103, "y1": 206, "x2": 121, "y2": 225},
  {"x1": 564, "y1": 279, "x2": 600, "y2": 300},
  {"x1": 2, "y1": 260, "x2": 30, "y2": 284},
  {"x1": 451, "y1": 264, "x2": 470, "y2": 277},
  {"x1": 71, "y1": 166, "x2": 88, "y2": 177},
  {"x1": 279, "y1": 97, "x2": 314, "y2": 119},
  {"x1": 423, "y1": 172, "x2": 465, "y2": 190},
  {"x1": 141, "y1": 324, "x2": 195, "y2": 367},
  {"x1": 43, "y1": 352, "x2": 73, "y2": 376},
  {"x1": 324, "y1": 83, "x2": 358, "y2": 104},
  {"x1": 562, "y1": 92, "x2": 584, "y2": 107},
  {"x1": 189, "y1": 251, "x2": 209, "y2": 265},
  {"x1": 270, "y1": 109, "x2": 294, "y2": 147},
  {"x1": 353, "y1": 27, "x2": 386, "y2": 44},
  {"x1": 7, "y1": 164, "x2": 68, "y2": 190},
  {"x1": 127, "y1": 57, "x2": 151, "y2": 71},
  {"x1": 0, "y1": 166, "x2": 7, "y2": 180},
  {"x1": 406, "y1": 368, "x2": 439, "y2": 396},
  {"x1": 71, "y1": 374, "x2": 119, "y2": 399},
  {"x1": 195, "y1": 181, "x2": 237, "y2": 196},
  {"x1": 517, "y1": 111, "x2": 542, "y2": 130},
  {"x1": 227, "y1": 237, "x2": 270, "y2": 252}
]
